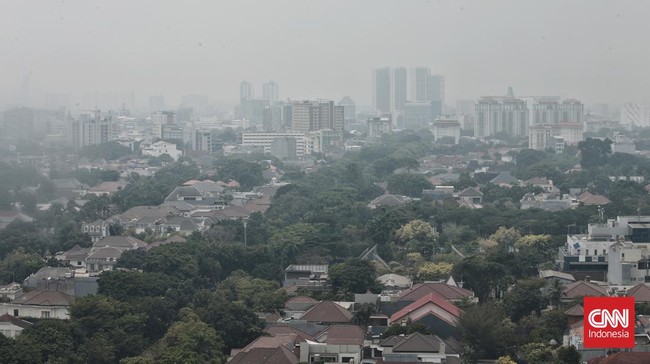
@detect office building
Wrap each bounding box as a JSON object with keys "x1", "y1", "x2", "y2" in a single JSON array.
[
  {"x1": 263, "y1": 106, "x2": 283, "y2": 132},
  {"x1": 72, "y1": 110, "x2": 110, "y2": 150},
  {"x1": 270, "y1": 137, "x2": 297, "y2": 160},
  {"x1": 411, "y1": 67, "x2": 445, "y2": 107},
  {"x1": 241, "y1": 132, "x2": 313, "y2": 157},
  {"x1": 290, "y1": 100, "x2": 344, "y2": 133},
  {"x1": 151, "y1": 111, "x2": 176, "y2": 139},
  {"x1": 373, "y1": 68, "x2": 392, "y2": 114},
  {"x1": 282, "y1": 103, "x2": 293, "y2": 130},
  {"x1": 194, "y1": 129, "x2": 215, "y2": 154},
  {"x1": 262, "y1": 81, "x2": 279, "y2": 105},
  {"x1": 432, "y1": 118, "x2": 461, "y2": 144},
  {"x1": 393, "y1": 67, "x2": 408, "y2": 112},
  {"x1": 367, "y1": 115, "x2": 392, "y2": 140}
]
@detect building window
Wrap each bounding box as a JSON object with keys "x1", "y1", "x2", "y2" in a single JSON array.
[
  {"x1": 84, "y1": 226, "x2": 88, "y2": 232},
  {"x1": 41, "y1": 311, "x2": 50, "y2": 318},
  {"x1": 13, "y1": 309, "x2": 18, "y2": 317},
  {"x1": 603, "y1": 249, "x2": 606, "y2": 255},
  {"x1": 90, "y1": 226, "x2": 94, "y2": 233},
  {"x1": 586, "y1": 249, "x2": 589, "y2": 256}
]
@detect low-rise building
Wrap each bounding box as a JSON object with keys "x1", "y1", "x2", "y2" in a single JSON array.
[
  {"x1": 141, "y1": 140, "x2": 182, "y2": 161},
  {"x1": 0, "y1": 313, "x2": 32, "y2": 337},
  {"x1": 0, "y1": 291, "x2": 74, "y2": 319}
]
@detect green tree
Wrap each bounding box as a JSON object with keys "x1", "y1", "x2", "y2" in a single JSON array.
[
  {"x1": 329, "y1": 258, "x2": 381, "y2": 295},
  {"x1": 0, "y1": 248, "x2": 43, "y2": 284},
  {"x1": 458, "y1": 303, "x2": 515, "y2": 363},
  {"x1": 386, "y1": 173, "x2": 433, "y2": 197},
  {"x1": 503, "y1": 278, "x2": 547, "y2": 322},
  {"x1": 578, "y1": 138, "x2": 612, "y2": 168}
]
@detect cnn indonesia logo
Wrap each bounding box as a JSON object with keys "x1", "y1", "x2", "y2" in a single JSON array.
[{"x1": 584, "y1": 297, "x2": 634, "y2": 348}]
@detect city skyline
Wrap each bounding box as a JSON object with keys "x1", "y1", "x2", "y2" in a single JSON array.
[{"x1": 2, "y1": 0, "x2": 650, "y2": 111}]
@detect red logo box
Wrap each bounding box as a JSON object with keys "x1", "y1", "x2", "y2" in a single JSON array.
[{"x1": 584, "y1": 296, "x2": 635, "y2": 348}]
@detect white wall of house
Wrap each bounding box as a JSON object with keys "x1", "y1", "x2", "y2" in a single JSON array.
[
  {"x1": 0, "y1": 304, "x2": 70, "y2": 320},
  {"x1": 0, "y1": 322, "x2": 27, "y2": 338},
  {"x1": 300, "y1": 341, "x2": 362, "y2": 364}
]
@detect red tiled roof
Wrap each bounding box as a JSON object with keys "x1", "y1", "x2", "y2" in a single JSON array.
[
  {"x1": 299, "y1": 301, "x2": 353, "y2": 323},
  {"x1": 390, "y1": 293, "x2": 462, "y2": 325},
  {"x1": 265, "y1": 325, "x2": 314, "y2": 342},
  {"x1": 315, "y1": 324, "x2": 365, "y2": 346},
  {"x1": 562, "y1": 280, "x2": 608, "y2": 299},
  {"x1": 588, "y1": 352, "x2": 650, "y2": 364},
  {"x1": 564, "y1": 304, "x2": 584, "y2": 316},
  {"x1": 11, "y1": 291, "x2": 74, "y2": 306},
  {"x1": 0, "y1": 313, "x2": 33, "y2": 329},
  {"x1": 626, "y1": 283, "x2": 650, "y2": 303},
  {"x1": 399, "y1": 282, "x2": 473, "y2": 301}
]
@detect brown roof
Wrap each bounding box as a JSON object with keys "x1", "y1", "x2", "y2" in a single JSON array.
[
  {"x1": 299, "y1": 301, "x2": 353, "y2": 323},
  {"x1": 381, "y1": 332, "x2": 442, "y2": 352},
  {"x1": 578, "y1": 192, "x2": 611, "y2": 206},
  {"x1": 564, "y1": 304, "x2": 584, "y2": 317},
  {"x1": 399, "y1": 282, "x2": 473, "y2": 301},
  {"x1": 286, "y1": 296, "x2": 318, "y2": 303},
  {"x1": 626, "y1": 283, "x2": 650, "y2": 302},
  {"x1": 11, "y1": 290, "x2": 74, "y2": 306},
  {"x1": 390, "y1": 293, "x2": 462, "y2": 325},
  {"x1": 588, "y1": 352, "x2": 650, "y2": 364},
  {"x1": 562, "y1": 280, "x2": 609, "y2": 299},
  {"x1": 238, "y1": 333, "x2": 297, "y2": 352},
  {"x1": 315, "y1": 324, "x2": 365, "y2": 346},
  {"x1": 265, "y1": 325, "x2": 314, "y2": 342},
  {"x1": 230, "y1": 346, "x2": 298, "y2": 364},
  {"x1": 0, "y1": 313, "x2": 33, "y2": 329}
]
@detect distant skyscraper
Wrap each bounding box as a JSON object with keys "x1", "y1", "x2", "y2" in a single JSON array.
[
  {"x1": 152, "y1": 111, "x2": 176, "y2": 139},
  {"x1": 411, "y1": 67, "x2": 445, "y2": 107},
  {"x1": 393, "y1": 67, "x2": 408, "y2": 112},
  {"x1": 240, "y1": 81, "x2": 253, "y2": 103},
  {"x1": 262, "y1": 81, "x2": 279, "y2": 105},
  {"x1": 373, "y1": 67, "x2": 409, "y2": 114},
  {"x1": 373, "y1": 68, "x2": 391, "y2": 114},
  {"x1": 338, "y1": 96, "x2": 357, "y2": 123},
  {"x1": 149, "y1": 95, "x2": 165, "y2": 112}
]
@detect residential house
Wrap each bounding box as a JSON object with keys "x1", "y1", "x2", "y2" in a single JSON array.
[
  {"x1": 23, "y1": 266, "x2": 98, "y2": 297},
  {"x1": 370, "y1": 332, "x2": 460, "y2": 364},
  {"x1": 285, "y1": 296, "x2": 319, "y2": 312},
  {"x1": 86, "y1": 180, "x2": 128, "y2": 196},
  {"x1": 520, "y1": 193, "x2": 571, "y2": 211},
  {"x1": 561, "y1": 280, "x2": 609, "y2": 303},
  {"x1": 284, "y1": 265, "x2": 329, "y2": 289},
  {"x1": 51, "y1": 178, "x2": 89, "y2": 199},
  {"x1": 489, "y1": 172, "x2": 522, "y2": 187},
  {"x1": 388, "y1": 294, "x2": 462, "y2": 338},
  {"x1": 607, "y1": 241, "x2": 650, "y2": 285},
  {"x1": 0, "y1": 283, "x2": 23, "y2": 301},
  {"x1": 368, "y1": 195, "x2": 413, "y2": 209},
  {"x1": 524, "y1": 177, "x2": 558, "y2": 193},
  {"x1": 300, "y1": 325, "x2": 365, "y2": 364},
  {"x1": 377, "y1": 274, "x2": 413, "y2": 290},
  {"x1": 299, "y1": 301, "x2": 353, "y2": 324},
  {"x1": 625, "y1": 283, "x2": 650, "y2": 303},
  {"x1": 398, "y1": 282, "x2": 475, "y2": 303},
  {"x1": 457, "y1": 187, "x2": 483, "y2": 205},
  {"x1": 564, "y1": 304, "x2": 584, "y2": 327},
  {"x1": 539, "y1": 269, "x2": 575, "y2": 295},
  {"x1": 0, "y1": 313, "x2": 32, "y2": 338},
  {"x1": 0, "y1": 291, "x2": 74, "y2": 319},
  {"x1": 578, "y1": 192, "x2": 611, "y2": 206},
  {"x1": 0, "y1": 210, "x2": 34, "y2": 229},
  {"x1": 422, "y1": 186, "x2": 455, "y2": 201},
  {"x1": 229, "y1": 333, "x2": 300, "y2": 364},
  {"x1": 56, "y1": 245, "x2": 92, "y2": 268},
  {"x1": 81, "y1": 219, "x2": 111, "y2": 243},
  {"x1": 159, "y1": 216, "x2": 202, "y2": 235},
  {"x1": 85, "y1": 236, "x2": 146, "y2": 272}
]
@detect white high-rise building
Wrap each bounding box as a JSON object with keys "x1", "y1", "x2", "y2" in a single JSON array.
[
  {"x1": 72, "y1": 110, "x2": 110, "y2": 150},
  {"x1": 290, "y1": 100, "x2": 344, "y2": 133},
  {"x1": 475, "y1": 97, "x2": 528, "y2": 138},
  {"x1": 620, "y1": 103, "x2": 650, "y2": 128},
  {"x1": 528, "y1": 99, "x2": 585, "y2": 150},
  {"x1": 151, "y1": 111, "x2": 176, "y2": 139}
]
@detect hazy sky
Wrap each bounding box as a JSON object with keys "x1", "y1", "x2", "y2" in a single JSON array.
[{"x1": 2, "y1": 0, "x2": 650, "y2": 110}]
